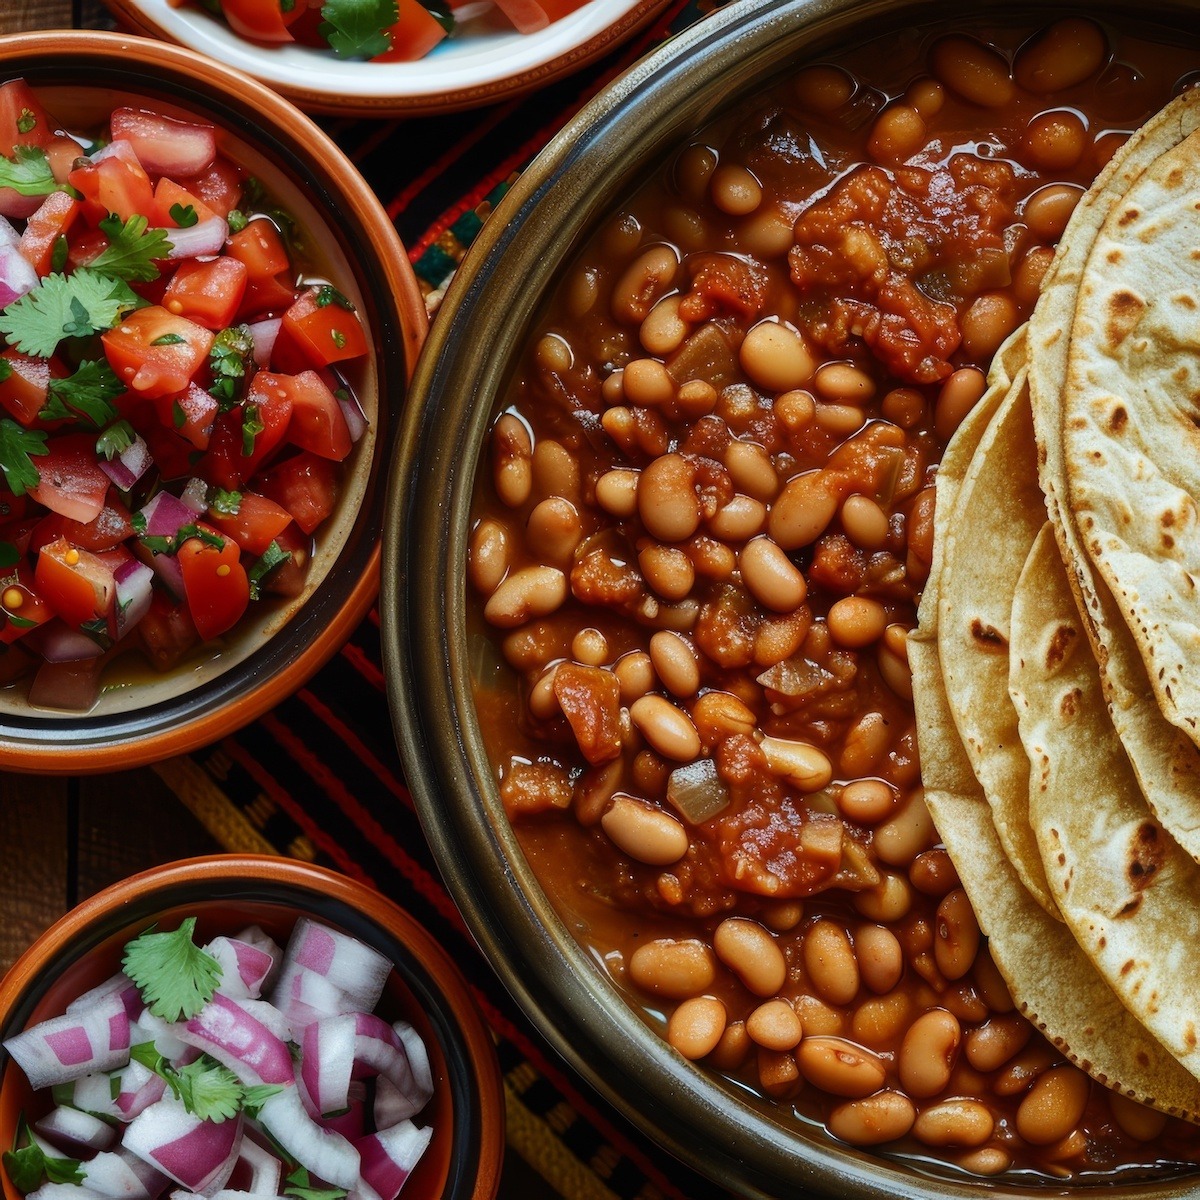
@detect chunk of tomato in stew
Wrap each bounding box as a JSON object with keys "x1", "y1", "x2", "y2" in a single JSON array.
[
  {"x1": 102, "y1": 307, "x2": 216, "y2": 400},
  {"x1": 176, "y1": 528, "x2": 250, "y2": 639}
]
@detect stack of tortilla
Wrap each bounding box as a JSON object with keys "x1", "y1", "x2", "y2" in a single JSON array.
[{"x1": 910, "y1": 85, "x2": 1200, "y2": 1118}]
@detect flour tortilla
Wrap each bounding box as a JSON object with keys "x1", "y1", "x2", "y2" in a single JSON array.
[
  {"x1": 1028, "y1": 86, "x2": 1200, "y2": 863},
  {"x1": 1065, "y1": 123, "x2": 1200, "y2": 749},
  {"x1": 910, "y1": 571, "x2": 1200, "y2": 1120},
  {"x1": 937, "y1": 371, "x2": 1058, "y2": 917},
  {"x1": 1011, "y1": 522, "x2": 1200, "y2": 1086}
]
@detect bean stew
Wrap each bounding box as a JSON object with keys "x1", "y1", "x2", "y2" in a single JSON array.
[{"x1": 467, "y1": 11, "x2": 1200, "y2": 1182}]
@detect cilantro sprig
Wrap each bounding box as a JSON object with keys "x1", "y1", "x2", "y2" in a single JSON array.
[
  {"x1": 39, "y1": 359, "x2": 123, "y2": 427},
  {"x1": 129, "y1": 1044, "x2": 284, "y2": 1124},
  {"x1": 319, "y1": 0, "x2": 398, "y2": 60},
  {"x1": 209, "y1": 324, "x2": 254, "y2": 411},
  {"x1": 0, "y1": 146, "x2": 62, "y2": 199},
  {"x1": 0, "y1": 419, "x2": 47, "y2": 496},
  {"x1": 91, "y1": 214, "x2": 173, "y2": 284},
  {"x1": 3, "y1": 1117, "x2": 84, "y2": 1192},
  {"x1": 0, "y1": 269, "x2": 142, "y2": 358},
  {"x1": 248, "y1": 540, "x2": 292, "y2": 600},
  {"x1": 285, "y1": 1167, "x2": 348, "y2": 1200},
  {"x1": 121, "y1": 917, "x2": 222, "y2": 1022}
]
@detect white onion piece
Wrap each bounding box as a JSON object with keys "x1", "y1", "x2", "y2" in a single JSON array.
[
  {"x1": 354, "y1": 1122, "x2": 431, "y2": 1200},
  {"x1": 0, "y1": 213, "x2": 21, "y2": 248},
  {"x1": 255, "y1": 1090, "x2": 363, "y2": 1195},
  {"x1": 114, "y1": 560, "x2": 155, "y2": 640},
  {"x1": 206, "y1": 938, "x2": 274, "y2": 1001},
  {"x1": 63, "y1": 1071, "x2": 122, "y2": 1119},
  {"x1": 79, "y1": 1147, "x2": 161, "y2": 1199},
  {"x1": 0, "y1": 240, "x2": 41, "y2": 307},
  {"x1": 33, "y1": 1107, "x2": 117, "y2": 1154},
  {"x1": 3, "y1": 991, "x2": 130, "y2": 1088},
  {"x1": 389, "y1": 1024, "x2": 431, "y2": 1103},
  {"x1": 132, "y1": 1014, "x2": 192, "y2": 1064},
  {"x1": 179, "y1": 994, "x2": 294, "y2": 1087},
  {"x1": 66, "y1": 974, "x2": 143, "y2": 1021},
  {"x1": 173, "y1": 1192, "x2": 288, "y2": 1200},
  {"x1": 246, "y1": 319, "x2": 280, "y2": 369},
  {"x1": 349, "y1": 1015, "x2": 430, "y2": 1124},
  {"x1": 154, "y1": 217, "x2": 227, "y2": 262},
  {"x1": 28, "y1": 1185, "x2": 110, "y2": 1200},
  {"x1": 180, "y1": 477, "x2": 210, "y2": 515},
  {"x1": 100, "y1": 434, "x2": 153, "y2": 492},
  {"x1": 88, "y1": 138, "x2": 142, "y2": 168},
  {"x1": 124, "y1": 1098, "x2": 242, "y2": 1195}
]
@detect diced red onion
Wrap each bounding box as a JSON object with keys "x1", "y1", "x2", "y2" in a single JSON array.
[
  {"x1": 3, "y1": 991, "x2": 130, "y2": 1088},
  {"x1": 173, "y1": 1191, "x2": 287, "y2": 1200},
  {"x1": 139, "y1": 491, "x2": 197, "y2": 539},
  {"x1": 100, "y1": 434, "x2": 153, "y2": 492},
  {"x1": 232, "y1": 1000, "x2": 292, "y2": 1045},
  {"x1": 0, "y1": 189, "x2": 42, "y2": 221},
  {"x1": 254, "y1": 1090, "x2": 363, "y2": 1196},
  {"x1": 88, "y1": 139, "x2": 142, "y2": 168},
  {"x1": 66, "y1": 974, "x2": 144, "y2": 1022},
  {"x1": 80, "y1": 1147, "x2": 164, "y2": 1200},
  {"x1": 156, "y1": 217, "x2": 228, "y2": 262},
  {"x1": 28, "y1": 1185, "x2": 110, "y2": 1200},
  {"x1": 246, "y1": 319, "x2": 280, "y2": 369},
  {"x1": 299, "y1": 1015, "x2": 355, "y2": 1118},
  {"x1": 0, "y1": 212, "x2": 22, "y2": 247},
  {"x1": 33, "y1": 1106, "x2": 118, "y2": 1155},
  {"x1": 353, "y1": 1122, "x2": 431, "y2": 1200},
  {"x1": 179, "y1": 994, "x2": 294, "y2": 1088},
  {"x1": 35, "y1": 621, "x2": 108, "y2": 662},
  {"x1": 206, "y1": 938, "x2": 274, "y2": 1002},
  {"x1": 337, "y1": 394, "x2": 367, "y2": 445},
  {"x1": 0, "y1": 239, "x2": 41, "y2": 308},
  {"x1": 110, "y1": 110, "x2": 216, "y2": 178},
  {"x1": 389, "y1": 1024, "x2": 431, "y2": 1102},
  {"x1": 269, "y1": 964, "x2": 350, "y2": 1036},
  {"x1": 62, "y1": 1071, "x2": 122, "y2": 1119},
  {"x1": 132, "y1": 1014, "x2": 193, "y2": 1064},
  {"x1": 180, "y1": 478, "x2": 210, "y2": 515},
  {"x1": 115, "y1": 559, "x2": 155, "y2": 640},
  {"x1": 113, "y1": 1056, "x2": 169, "y2": 1121},
  {"x1": 348, "y1": 1015, "x2": 430, "y2": 1123},
  {"x1": 321, "y1": 1080, "x2": 366, "y2": 1143},
  {"x1": 232, "y1": 1135, "x2": 281, "y2": 1197},
  {"x1": 274, "y1": 921, "x2": 390, "y2": 1020},
  {"x1": 124, "y1": 1098, "x2": 242, "y2": 1195}
]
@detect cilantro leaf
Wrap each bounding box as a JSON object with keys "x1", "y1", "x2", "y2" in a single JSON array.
[
  {"x1": 3, "y1": 1117, "x2": 84, "y2": 1192},
  {"x1": 0, "y1": 419, "x2": 47, "y2": 496},
  {"x1": 248, "y1": 540, "x2": 292, "y2": 600},
  {"x1": 241, "y1": 1084, "x2": 284, "y2": 1117},
  {"x1": 208, "y1": 487, "x2": 242, "y2": 516},
  {"x1": 0, "y1": 145, "x2": 62, "y2": 198},
  {"x1": 96, "y1": 419, "x2": 138, "y2": 461},
  {"x1": 286, "y1": 1167, "x2": 348, "y2": 1200},
  {"x1": 315, "y1": 284, "x2": 355, "y2": 312},
  {"x1": 169, "y1": 1058, "x2": 244, "y2": 1123},
  {"x1": 91, "y1": 214, "x2": 172, "y2": 284},
  {"x1": 169, "y1": 203, "x2": 199, "y2": 228},
  {"x1": 210, "y1": 324, "x2": 254, "y2": 411},
  {"x1": 121, "y1": 917, "x2": 223, "y2": 1021},
  {"x1": 319, "y1": 0, "x2": 397, "y2": 59},
  {"x1": 0, "y1": 269, "x2": 142, "y2": 358},
  {"x1": 242, "y1": 403, "x2": 264, "y2": 457},
  {"x1": 0, "y1": 544, "x2": 19, "y2": 569},
  {"x1": 41, "y1": 359, "x2": 123, "y2": 427}
]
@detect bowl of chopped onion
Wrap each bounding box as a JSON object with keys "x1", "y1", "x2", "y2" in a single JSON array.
[
  {"x1": 0, "y1": 855, "x2": 504, "y2": 1200},
  {"x1": 0, "y1": 32, "x2": 426, "y2": 773}
]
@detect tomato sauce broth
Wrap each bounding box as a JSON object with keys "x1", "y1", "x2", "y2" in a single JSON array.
[{"x1": 468, "y1": 12, "x2": 1200, "y2": 1182}]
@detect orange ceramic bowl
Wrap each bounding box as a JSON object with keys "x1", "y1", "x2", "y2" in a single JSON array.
[
  {"x1": 0, "y1": 856, "x2": 503, "y2": 1200},
  {"x1": 0, "y1": 33, "x2": 427, "y2": 774}
]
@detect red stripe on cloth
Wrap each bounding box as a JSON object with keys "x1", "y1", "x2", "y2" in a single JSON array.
[
  {"x1": 295, "y1": 686, "x2": 414, "y2": 812},
  {"x1": 339, "y1": 638, "x2": 386, "y2": 690},
  {"x1": 257, "y1": 711, "x2": 472, "y2": 934}
]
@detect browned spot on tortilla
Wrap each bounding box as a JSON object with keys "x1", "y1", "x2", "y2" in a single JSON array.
[
  {"x1": 1098, "y1": 935, "x2": 1106, "y2": 949},
  {"x1": 1163, "y1": 509, "x2": 1177, "y2": 528},
  {"x1": 1107, "y1": 248, "x2": 1123, "y2": 264},
  {"x1": 970, "y1": 618, "x2": 1007, "y2": 651},
  {"x1": 1167, "y1": 166, "x2": 1186, "y2": 188},
  {"x1": 1127, "y1": 822, "x2": 1164, "y2": 890},
  {"x1": 1118, "y1": 206, "x2": 1140, "y2": 226},
  {"x1": 1177, "y1": 293, "x2": 1197, "y2": 310},
  {"x1": 1043, "y1": 623, "x2": 1077, "y2": 672},
  {"x1": 1060, "y1": 687, "x2": 1082, "y2": 718},
  {"x1": 1121, "y1": 958, "x2": 1137, "y2": 973},
  {"x1": 1108, "y1": 404, "x2": 1128, "y2": 433},
  {"x1": 1188, "y1": 1023, "x2": 1198, "y2": 1050},
  {"x1": 1163, "y1": 533, "x2": 1176, "y2": 550},
  {"x1": 1106, "y1": 290, "x2": 1145, "y2": 348},
  {"x1": 1117, "y1": 897, "x2": 1142, "y2": 917}
]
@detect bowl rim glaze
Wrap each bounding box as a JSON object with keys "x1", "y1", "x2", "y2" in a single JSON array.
[
  {"x1": 0, "y1": 32, "x2": 427, "y2": 775},
  {"x1": 0, "y1": 854, "x2": 504, "y2": 1200},
  {"x1": 100, "y1": 0, "x2": 675, "y2": 117},
  {"x1": 382, "y1": 0, "x2": 1200, "y2": 1195}
]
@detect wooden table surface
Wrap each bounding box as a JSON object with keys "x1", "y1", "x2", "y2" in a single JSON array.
[{"x1": 0, "y1": 0, "x2": 226, "y2": 980}]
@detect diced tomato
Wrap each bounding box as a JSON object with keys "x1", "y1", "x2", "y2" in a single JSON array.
[
  {"x1": 34, "y1": 535, "x2": 116, "y2": 631},
  {"x1": 0, "y1": 80, "x2": 79, "y2": 219},
  {"x1": 140, "y1": 420, "x2": 202, "y2": 481},
  {"x1": 68, "y1": 154, "x2": 155, "y2": 224},
  {"x1": 176, "y1": 526, "x2": 249, "y2": 639},
  {"x1": 284, "y1": 369, "x2": 352, "y2": 461},
  {"x1": 277, "y1": 286, "x2": 368, "y2": 369},
  {"x1": 490, "y1": 0, "x2": 586, "y2": 32},
  {"x1": 30, "y1": 496, "x2": 136, "y2": 554},
  {"x1": 188, "y1": 156, "x2": 243, "y2": 219},
  {"x1": 256, "y1": 451, "x2": 338, "y2": 534},
  {"x1": 27, "y1": 434, "x2": 111, "y2": 525},
  {"x1": 162, "y1": 257, "x2": 249, "y2": 330},
  {"x1": 201, "y1": 371, "x2": 293, "y2": 489},
  {"x1": 18, "y1": 191, "x2": 80, "y2": 277},
  {"x1": 153, "y1": 383, "x2": 219, "y2": 450},
  {"x1": 372, "y1": 0, "x2": 448, "y2": 60},
  {"x1": 0, "y1": 351, "x2": 56, "y2": 426},
  {"x1": 110, "y1": 108, "x2": 217, "y2": 179},
  {"x1": 152, "y1": 178, "x2": 218, "y2": 228},
  {"x1": 0, "y1": 560, "x2": 53, "y2": 645},
  {"x1": 102, "y1": 307, "x2": 216, "y2": 400},
  {"x1": 220, "y1": 0, "x2": 297, "y2": 42},
  {"x1": 256, "y1": 522, "x2": 309, "y2": 597},
  {"x1": 66, "y1": 227, "x2": 109, "y2": 271},
  {"x1": 228, "y1": 219, "x2": 296, "y2": 318},
  {"x1": 207, "y1": 491, "x2": 292, "y2": 555},
  {"x1": 136, "y1": 588, "x2": 200, "y2": 670}
]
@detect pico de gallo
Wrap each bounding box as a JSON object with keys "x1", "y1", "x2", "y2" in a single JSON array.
[
  {"x1": 0, "y1": 80, "x2": 370, "y2": 711},
  {"x1": 184, "y1": 0, "x2": 590, "y2": 63}
]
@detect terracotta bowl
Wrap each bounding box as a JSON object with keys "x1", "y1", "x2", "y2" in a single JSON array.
[
  {"x1": 0, "y1": 32, "x2": 426, "y2": 774},
  {"x1": 383, "y1": 0, "x2": 1200, "y2": 1196},
  {"x1": 0, "y1": 856, "x2": 504, "y2": 1200}
]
